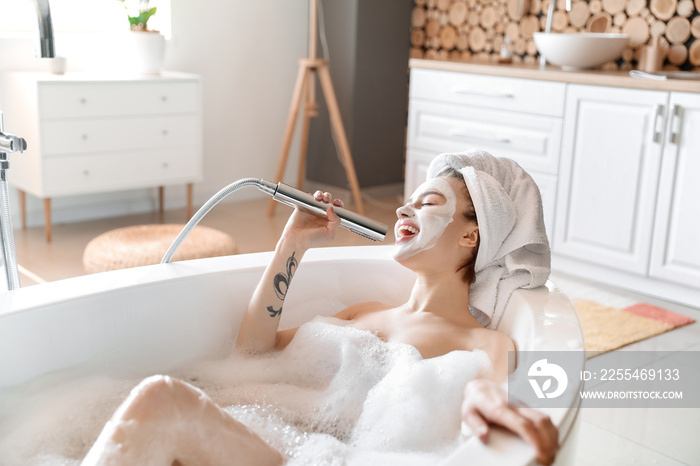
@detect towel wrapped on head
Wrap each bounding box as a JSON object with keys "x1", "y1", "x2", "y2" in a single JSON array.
[{"x1": 426, "y1": 149, "x2": 551, "y2": 330}]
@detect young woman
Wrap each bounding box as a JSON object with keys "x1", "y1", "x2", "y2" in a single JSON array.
[{"x1": 82, "y1": 164, "x2": 558, "y2": 466}]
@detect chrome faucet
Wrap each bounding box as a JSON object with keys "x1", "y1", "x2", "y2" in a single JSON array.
[
  {"x1": 32, "y1": 0, "x2": 56, "y2": 58},
  {"x1": 0, "y1": 0, "x2": 56, "y2": 291},
  {"x1": 0, "y1": 118, "x2": 25, "y2": 292},
  {"x1": 540, "y1": 0, "x2": 572, "y2": 68}
]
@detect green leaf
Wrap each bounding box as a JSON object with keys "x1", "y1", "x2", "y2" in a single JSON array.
[
  {"x1": 128, "y1": 7, "x2": 157, "y2": 30},
  {"x1": 142, "y1": 6, "x2": 157, "y2": 22}
]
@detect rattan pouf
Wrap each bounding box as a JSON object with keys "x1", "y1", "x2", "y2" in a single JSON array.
[{"x1": 83, "y1": 224, "x2": 238, "y2": 273}]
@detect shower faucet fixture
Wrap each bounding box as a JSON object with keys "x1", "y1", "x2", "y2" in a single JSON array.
[
  {"x1": 0, "y1": 0, "x2": 55, "y2": 292},
  {"x1": 0, "y1": 123, "x2": 26, "y2": 292},
  {"x1": 0, "y1": 132, "x2": 28, "y2": 155}
]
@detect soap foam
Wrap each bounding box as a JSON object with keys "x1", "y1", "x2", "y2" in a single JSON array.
[{"x1": 0, "y1": 317, "x2": 491, "y2": 466}]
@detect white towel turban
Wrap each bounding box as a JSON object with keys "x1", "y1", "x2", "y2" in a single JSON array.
[{"x1": 426, "y1": 149, "x2": 551, "y2": 330}]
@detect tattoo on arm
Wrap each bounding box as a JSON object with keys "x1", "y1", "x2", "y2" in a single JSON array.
[{"x1": 267, "y1": 252, "x2": 298, "y2": 318}]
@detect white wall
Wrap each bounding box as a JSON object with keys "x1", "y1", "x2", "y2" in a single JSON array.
[
  {"x1": 166, "y1": 0, "x2": 307, "y2": 200},
  {"x1": 0, "y1": 0, "x2": 308, "y2": 227}
]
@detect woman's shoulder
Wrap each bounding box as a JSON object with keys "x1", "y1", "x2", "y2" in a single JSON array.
[
  {"x1": 462, "y1": 327, "x2": 515, "y2": 380},
  {"x1": 470, "y1": 327, "x2": 515, "y2": 356}
]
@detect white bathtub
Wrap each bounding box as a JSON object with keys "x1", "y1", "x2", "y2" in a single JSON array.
[{"x1": 0, "y1": 245, "x2": 584, "y2": 465}]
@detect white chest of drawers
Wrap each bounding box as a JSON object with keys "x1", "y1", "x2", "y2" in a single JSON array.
[
  {"x1": 405, "y1": 68, "x2": 565, "y2": 237},
  {"x1": 2, "y1": 72, "x2": 203, "y2": 241}
]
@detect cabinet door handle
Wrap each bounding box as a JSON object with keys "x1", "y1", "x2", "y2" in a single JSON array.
[
  {"x1": 450, "y1": 87, "x2": 515, "y2": 99},
  {"x1": 449, "y1": 129, "x2": 511, "y2": 144},
  {"x1": 669, "y1": 104, "x2": 683, "y2": 145},
  {"x1": 652, "y1": 104, "x2": 665, "y2": 144}
]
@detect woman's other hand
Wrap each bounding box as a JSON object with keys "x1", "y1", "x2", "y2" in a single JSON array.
[
  {"x1": 280, "y1": 191, "x2": 343, "y2": 250},
  {"x1": 461, "y1": 379, "x2": 559, "y2": 466}
]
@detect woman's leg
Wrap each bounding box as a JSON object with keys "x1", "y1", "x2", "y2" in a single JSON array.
[{"x1": 82, "y1": 375, "x2": 284, "y2": 466}]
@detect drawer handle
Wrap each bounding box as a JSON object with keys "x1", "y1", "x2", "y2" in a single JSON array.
[
  {"x1": 449, "y1": 129, "x2": 511, "y2": 144},
  {"x1": 669, "y1": 104, "x2": 683, "y2": 145},
  {"x1": 80, "y1": 98, "x2": 86, "y2": 104},
  {"x1": 82, "y1": 134, "x2": 88, "y2": 141},
  {"x1": 652, "y1": 104, "x2": 665, "y2": 144},
  {"x1": 161, "y1": 96, "x2": 168, "y2": 102},
  {"x1": 162, "y1": 129, "x2": 169, "y2": 136},
  {"x1": 83, "y1": 170, "x2": 90, "y2": 176},
  {"x1": 450, "y1": 87, "x2": 515, "y2": 99},
  {"x1": 163, "y1": 162, "x2": 169, "y2": 168}
]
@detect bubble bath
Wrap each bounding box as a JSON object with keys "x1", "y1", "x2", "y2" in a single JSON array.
[{"x1": 0, "y1": 317, "x2": 491, "y2": 466}]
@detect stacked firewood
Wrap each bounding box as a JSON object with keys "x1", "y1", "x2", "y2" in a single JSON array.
[{"x1": 410, "y1": 0, "x2": 700, "y2": 70}]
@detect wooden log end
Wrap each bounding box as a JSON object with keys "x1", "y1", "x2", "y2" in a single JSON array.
[
  {"x1": 650, "y1": 0, "x2": 678, "y2": 21},
  {"x1": 689, "y1": 40, "x2": 700, "y2": 66},
  {"x1": 666, "y1": 16, "x2": 691, "y2": 44},
  {"x1": 691, "y1": 16, "x2": 700, "y2": 39}
]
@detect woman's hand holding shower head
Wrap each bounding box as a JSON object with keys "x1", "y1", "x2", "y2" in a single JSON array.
[{"x1": 279, "y1": 191, "x2": 344, "y2": 252}]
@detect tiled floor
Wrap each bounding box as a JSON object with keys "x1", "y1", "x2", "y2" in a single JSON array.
[
  {"x1": 548, "y1": 273, "x2": 700, "y2": 466},
  {"x1": 12, "y1": 196, "x2": 700, "y2": 465}
]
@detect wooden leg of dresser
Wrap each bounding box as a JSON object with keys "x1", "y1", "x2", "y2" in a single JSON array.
[
  {"x1": 186, "y1": 183, "x2": 193, "y2": 219},
  {"x1": 158, "y1": 186, "x2": 164, "y2": 215},
  {"x1": 43, "y1": 198, "x2": 52, "y2": 243},
  {"x1": 18, "y1": 189, "x2": 26, "y2": 230}
]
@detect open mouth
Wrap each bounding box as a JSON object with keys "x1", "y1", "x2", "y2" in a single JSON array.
[{"x1": 396, "y1": 222, "x2": 420, "y2": 243}]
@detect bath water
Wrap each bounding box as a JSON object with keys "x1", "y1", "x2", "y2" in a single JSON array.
[{"x1": 0, "y1": 317, "x2": 491, "y2": 465}]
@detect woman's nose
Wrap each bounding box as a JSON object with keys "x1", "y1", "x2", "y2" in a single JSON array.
[{"x1": 396, "y1": 204, "x2": 413, "y2": 219}]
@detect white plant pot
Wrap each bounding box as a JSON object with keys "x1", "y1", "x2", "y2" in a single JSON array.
[{"x1": 126, "y1": 31, "x2": 166, "y2": 75}]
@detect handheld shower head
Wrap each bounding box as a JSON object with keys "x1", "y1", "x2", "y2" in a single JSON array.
[
  {"x1": 257, "y1": 179, "x2": 387, "y2": 242},
  {"x1": 162, "y1": 177, "x2": 387, "y2": 264}
]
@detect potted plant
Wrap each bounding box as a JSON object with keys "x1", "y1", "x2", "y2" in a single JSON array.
[
  {"x1": 117, "y1": 0, "x2": 158, "y2": 31},
  {"x1": 116, "y1": 0, "x2": 165, "y2": 75}
]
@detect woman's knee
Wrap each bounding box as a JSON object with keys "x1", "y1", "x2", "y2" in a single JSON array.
[{"x1": 116, "y1": 375, "x2": 197, "y2": 422}]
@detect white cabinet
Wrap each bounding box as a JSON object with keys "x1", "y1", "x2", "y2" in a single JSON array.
[
  {"x1": 649, "y1": 92, "x2": 700, "y2": 288},
  {"x1": 406, "y1": 66, "x2": 700, "y2": 307},
  {"x1": 405, "y1": 68, "x2": 565, "y2": 236},
  {"x1": 554, "y1": 85, "x2": 700, "y2": 303},
  {"x1": 554, "y1": 85, "x2": 666, "y2": 275},
  {"x1": 2, "y1": 72, "x2": 203, "y2": 242}
]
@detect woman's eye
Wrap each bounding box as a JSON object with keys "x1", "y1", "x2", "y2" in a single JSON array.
[{"x1": 421, "y1": 202, "x2": 433, "y2": 206}]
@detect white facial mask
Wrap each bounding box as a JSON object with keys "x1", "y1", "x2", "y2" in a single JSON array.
[{"x1": 393, "y1": 178, "x2": 457, "y2": 260}]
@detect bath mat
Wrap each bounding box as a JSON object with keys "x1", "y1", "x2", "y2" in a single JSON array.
[
  {"x1": 622, "y1": 303, "x2": 696, "y2": 328},
  {"x1": 572, "y1": 300, "x2": 695, "y2": 358}
]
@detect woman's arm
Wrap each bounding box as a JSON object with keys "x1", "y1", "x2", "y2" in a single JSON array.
[
  {"x1": 235, "y1": 192, "x2": 343, "y2": 354},
  {"x1": 461, "y1": 336, "x2": 558, "y2": 465}
]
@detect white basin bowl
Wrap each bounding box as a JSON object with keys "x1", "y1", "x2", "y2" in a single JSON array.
[{"x1": 533, "y1": 33, "x2": 629, "y2": 70}]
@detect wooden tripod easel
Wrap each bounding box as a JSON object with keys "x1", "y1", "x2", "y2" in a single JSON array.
[{"x1": 268, "y1": 0, "x2": 364, "y2": 216}]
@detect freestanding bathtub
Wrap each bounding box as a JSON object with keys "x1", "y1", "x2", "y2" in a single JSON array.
[{"x1": 0, "y1": 245, "x2": 584, "y2": 465}]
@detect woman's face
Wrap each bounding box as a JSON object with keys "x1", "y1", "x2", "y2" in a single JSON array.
[{"x1": 393, "y1": 177, "x2": 457, "y2": 261}]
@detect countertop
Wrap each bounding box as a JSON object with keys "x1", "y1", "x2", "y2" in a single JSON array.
[{"x1": 409, "y1": 59, "x2": 700, "y2": 93}]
